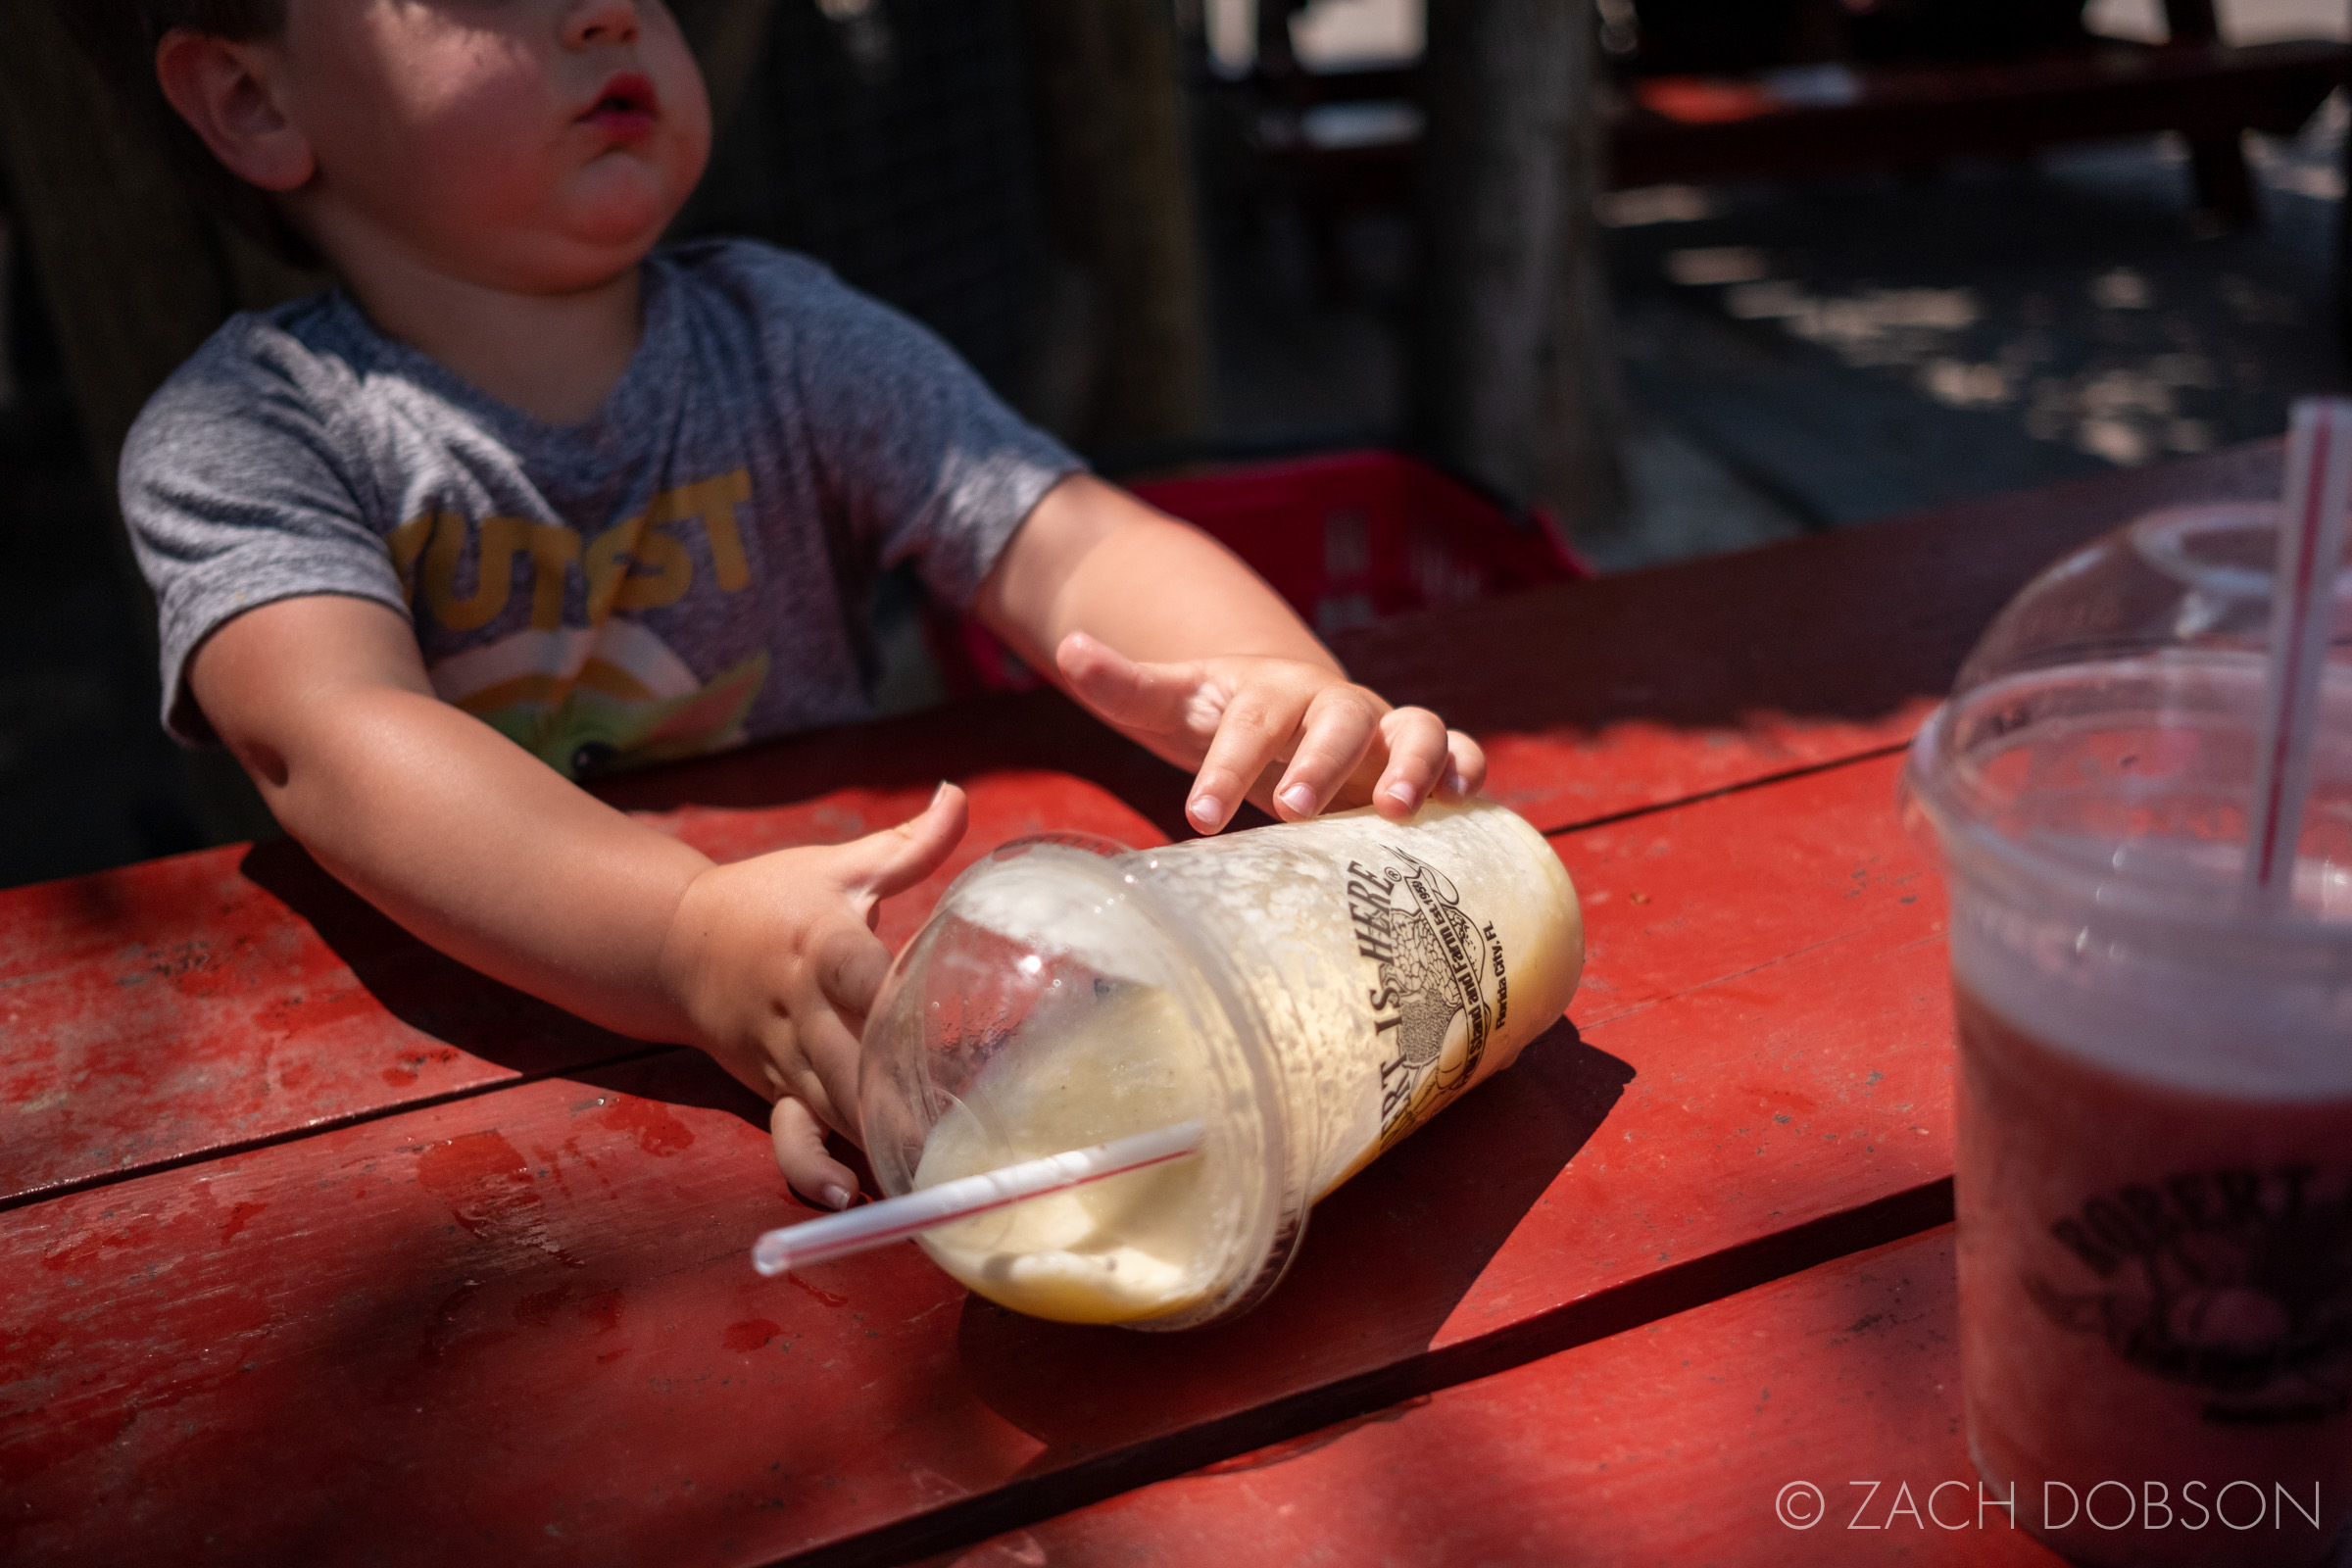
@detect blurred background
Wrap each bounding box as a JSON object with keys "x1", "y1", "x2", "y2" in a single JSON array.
[{"x1": 2, "y1": 0, "x2": 2347, "y2": 888}]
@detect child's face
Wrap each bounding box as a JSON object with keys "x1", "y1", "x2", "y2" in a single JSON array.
[{"x1": 272, "y1": 0, "x2": 712, "y2": 292}]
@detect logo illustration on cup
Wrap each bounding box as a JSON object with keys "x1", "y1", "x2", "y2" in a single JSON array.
[
  {"x1": 1345, "y1": 848, "x2": 1503, "y2": 1153},
  {"x1": 2030, "y1": 1166, "x2": 2352, "y2": 1426}
]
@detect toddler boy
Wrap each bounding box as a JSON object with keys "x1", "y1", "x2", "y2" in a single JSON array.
[{"x1": 91, "y1": 0, "x2": 1486, "y2": 1204}]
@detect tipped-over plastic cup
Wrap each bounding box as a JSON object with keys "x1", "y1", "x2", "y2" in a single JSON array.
[
  {"x1": 1902, "y1": 500, "x2": 2352, "y2": 1566},
  {"x1": 854, "y1": 798, "x2": 1585, "y2": 1329}
]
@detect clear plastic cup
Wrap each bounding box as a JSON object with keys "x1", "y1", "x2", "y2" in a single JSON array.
[
  {"x1": 858, "y1": 799, "x2": 1585, "y2": 1329},
  {"x1": 1903, "y1": 503, "x2": 2352, "y2": 1565}
]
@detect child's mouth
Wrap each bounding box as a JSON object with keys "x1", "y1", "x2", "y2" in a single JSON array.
[{"x1": 581, "y1": 73, "x2": 660, "y2": 141}]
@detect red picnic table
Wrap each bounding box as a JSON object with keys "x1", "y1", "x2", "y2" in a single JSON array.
[{"x1": 0, "y1": 441, "x2": 2287, "y2": 1566}]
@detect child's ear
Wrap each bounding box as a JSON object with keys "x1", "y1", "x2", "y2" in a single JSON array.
[{"x1": 154, "y1": 28, "x2": 315, "y2": 193}]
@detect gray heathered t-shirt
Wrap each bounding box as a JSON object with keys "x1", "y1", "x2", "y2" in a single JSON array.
[{"x1": 122, "y1": 238, "x2": 1080, "y2": 779}]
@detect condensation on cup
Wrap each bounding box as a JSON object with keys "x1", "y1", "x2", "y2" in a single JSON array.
[
  {"x1": 857, "y1": 799, "x2": 1585, "y2": 1329},
  {"x1": 1903, "y1": 502, "x2": 2352, "y2": 1566}
]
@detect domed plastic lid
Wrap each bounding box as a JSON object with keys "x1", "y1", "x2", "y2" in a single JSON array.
[
  {"x1": 857, "y1": 839, "x2": 1294, "y2": 1328},
  {"x1": 1905, "y1": 503, "x2": 2352, "y2": 940}
]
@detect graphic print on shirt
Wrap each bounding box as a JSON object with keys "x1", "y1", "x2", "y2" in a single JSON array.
[{"x1": 389, "y1": 469, "x2": 769, "y2": 778}]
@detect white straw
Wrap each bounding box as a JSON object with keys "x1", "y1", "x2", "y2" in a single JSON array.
[
  {"x1": 751, "y1": 1119, "x2": 1205, "y2": 1277},
  {"x1": 2247, "y1": 397, "x2": 2352, "y2": 908}
]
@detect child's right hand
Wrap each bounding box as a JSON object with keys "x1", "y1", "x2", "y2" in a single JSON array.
[{"x1": 658, "y1": 784, "x2": 968, "y2": 1207}]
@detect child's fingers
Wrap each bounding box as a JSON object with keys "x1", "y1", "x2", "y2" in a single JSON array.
[
  {"x1": 759, "y1": 1018, "x2": 856, "y2": 1137},
  {"x1": 1269, "y1": 688, "x2": 1384, "y2": 820},
  {"x1": 1366, "y1": 707, "x2": 1454, "y2": 819},
  {"x1": 1186, "y1": 689, "x2": 1303, "y2": 833},
  {"x1": 770, "y1": 1096, "x2": 862, "y2": 1211},
  {"x1": 814, "y1": 924, "x2": 894, "y2": 1026},
  {"x1": 1441, "y1": 730, "x2": 1487, "y2": 800},
  {"x1": 775, "y1": 953, "x2": 875, "y2": 1147}
]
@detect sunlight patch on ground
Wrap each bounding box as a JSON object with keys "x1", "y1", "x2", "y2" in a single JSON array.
[{"x1": 1680, "y1": 263, "x2": 2255, "y2": 468}]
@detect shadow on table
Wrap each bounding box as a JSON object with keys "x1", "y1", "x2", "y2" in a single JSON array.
[
  {"x1": 561, "y1": 1048, "x2": 772, "y2": 1121},
  {"x1": 237, "y1": 837, "x2": 649, "y2": 1079},
  {"x1": 953, "y1": 1017, "x2": 1636, "y2": 1465},
  {"x1": 240, "y1": 836, "x2": 883, "y2": 1173},
  {"x1": 586, "y1": 686, "x2": 1218, "y2": 842}
]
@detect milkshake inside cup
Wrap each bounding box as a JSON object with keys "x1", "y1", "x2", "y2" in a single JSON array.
[
  {"x1": 1904, "y1": 504, "x2": 2352, "y2": 1566},
  {"x1": 858, "y1": 798, "x2": 1584, "y2": 1329}
]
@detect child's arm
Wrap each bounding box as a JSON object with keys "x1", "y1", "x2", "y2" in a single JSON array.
[
  {"x1": 188, "y1": 593, "x2": 966, "y2": 1206},
  {"x1": 976, "y1": 474, "x2": 1487, "y2": 832}
]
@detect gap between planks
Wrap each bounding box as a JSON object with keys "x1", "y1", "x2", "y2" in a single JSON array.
[
  {"x1": 1535, "y1": 739, "x2": 1914, "y2": 844},
  {"x1": 0, "y1": 1044, "x2": 680, "y2": 1216}
]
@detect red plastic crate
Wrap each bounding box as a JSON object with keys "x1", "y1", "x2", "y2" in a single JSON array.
[{"x1": 932, "y1": 449, "x2": 1592, "y2": 695}]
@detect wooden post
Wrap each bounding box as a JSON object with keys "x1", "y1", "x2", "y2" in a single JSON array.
[
  {"x1": 1412, "y1": 0, "x2": 1626, "y2": 541},
  {"x1": 2160, "y1": 0, "x2": 2220, "y2": 40},
  {"x1": 2160, "y1": 0, "x2": 2259, "y2": 225},
  {"x1": 672, "y1": 0, "x2": 784, "y2": 136},
  {"x1": 1020, "y1": 0, "x2": 1211, "y2": 456}
]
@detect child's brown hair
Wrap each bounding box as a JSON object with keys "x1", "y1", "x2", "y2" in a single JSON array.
[{"x1": 61, "y1": 0, "x2": 321, "y2": 270}]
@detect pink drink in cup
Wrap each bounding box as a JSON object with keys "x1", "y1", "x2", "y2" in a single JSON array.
[{"x1": 1905, "y1": 473, "x2": 2352, "y2": 1564}]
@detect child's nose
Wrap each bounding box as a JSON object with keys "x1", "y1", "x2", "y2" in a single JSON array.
[{"x1": 564, "y1": 0, "x2": 643, "y2": 49}]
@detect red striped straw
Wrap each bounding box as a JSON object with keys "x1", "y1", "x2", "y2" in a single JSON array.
[{"x1": 2247, "y1": 397, "x2": 2352, "y2": 908}]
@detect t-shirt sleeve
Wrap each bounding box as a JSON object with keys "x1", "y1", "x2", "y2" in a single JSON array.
[
  {"x1": 758, "y1": 255, "x2": 1086, "y2": 609},
  {"x1": 121, "y1": 318, "x2": 411, "y2": 746}
]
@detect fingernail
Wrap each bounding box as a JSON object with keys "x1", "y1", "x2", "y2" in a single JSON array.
[
  {"x1": 1444, "y1": 769, "x2": 1468, "y2": 797},
  {"x1": 820, "y1": 1184, "x2": 855, "y2": 1211},
  {"x1": 930, "y1": 780, "x2": 951, "y2": 809},
  {"x1": 1387, "y1": 781, "x2": 1418, "y2": 808},
  {"x1": 1189, "y1": 794, "x2": 1222, "y2": 828}
]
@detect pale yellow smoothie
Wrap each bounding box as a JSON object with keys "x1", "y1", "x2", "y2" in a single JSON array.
[{"x1": 913, "y1": 983, "x2": 1220, "y2": 1323}]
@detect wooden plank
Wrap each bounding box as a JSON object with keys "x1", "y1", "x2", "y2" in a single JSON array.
[
  {"x1": 0, "y1": 1053, "x2": 1019, "y2": 1567},
  {"x1": 1234, "y1": 39, "x2": 2338, "y2": 216},
  {"x1": 1, "y1": 750, "x2": 1967, "y2": 1566},
  {"x1": 0, "y1": 773, "x2": 1165, "y2": 1207},
  {"x1": 939, "y1": 1228, "x2": 2065, "y2": 1568},
  {"x1": 1331, "y1": 440, "x2": 2281, "y2": 831},
  {"x1": 1610, "y1": 40, "x2": 2346, "y2": 188},
  {"x1": 590, "y1": 443, "x2": 2285, "y2": 842}
]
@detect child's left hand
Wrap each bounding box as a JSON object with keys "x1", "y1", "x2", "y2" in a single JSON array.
[{"x1": 1054, "y1": 632, "x2": 1486, "y2": 834}]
